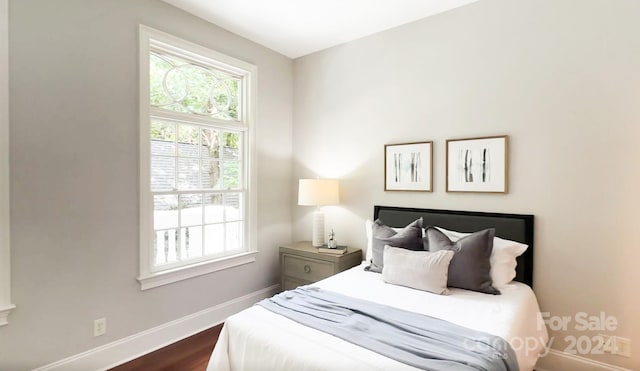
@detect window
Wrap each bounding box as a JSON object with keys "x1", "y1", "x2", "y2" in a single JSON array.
[{"x1": 138, "y1": 26, "x2": 257, "y2": 290}]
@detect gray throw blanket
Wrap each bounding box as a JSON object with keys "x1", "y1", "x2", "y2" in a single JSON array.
[{"x1": 257, "y1": 286, "x2": 519, "y2": 371}]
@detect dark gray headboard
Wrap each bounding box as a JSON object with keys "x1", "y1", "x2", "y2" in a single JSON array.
[{"x1": 374, "y1": 205, "x2": 534, "y2": 287}]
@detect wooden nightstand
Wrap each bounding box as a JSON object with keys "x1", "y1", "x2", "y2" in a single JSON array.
[{"x1": 279, "y1": 241, "x2": 363, "y2": 291}]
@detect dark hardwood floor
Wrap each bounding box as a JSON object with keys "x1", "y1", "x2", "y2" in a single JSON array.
[{"x1": 109, "y1": 323, "x2": 223, "y2": 371}]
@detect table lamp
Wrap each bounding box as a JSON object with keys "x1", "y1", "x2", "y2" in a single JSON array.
[{"x1": 298, "y1": 179, "x2": 339, "y2": 247}]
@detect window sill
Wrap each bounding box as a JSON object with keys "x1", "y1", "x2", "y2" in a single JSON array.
[
  {"x1": 0, "y1": 303, "x2": 15, "y2": 326},
  {"x1": 137, "y1": 251, "x2": 257, "y2": 290}
]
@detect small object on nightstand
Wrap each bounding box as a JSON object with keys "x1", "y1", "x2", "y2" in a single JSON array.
[
  {"x1": 318, "y1": 245, "x2": 347, "y2": 255},
  {"x1": 327, "y1": 229, "x2": 337, "y2": 249}
]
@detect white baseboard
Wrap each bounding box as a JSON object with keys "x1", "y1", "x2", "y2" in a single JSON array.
[
  {"x1": 34, "y1": 284, "x2": 280, "y2": 371},
  {"x1": 535, "y1": 349, "x2": 632, "y2": 371}
]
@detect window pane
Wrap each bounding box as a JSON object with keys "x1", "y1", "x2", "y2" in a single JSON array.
[
  {"x1": 151, "y1": 156, "x2": 175, "y2": 191},
  {"x1": 225, "y1": 193, "x2": 243, "y2": 221},
  {"x1": 181, "y1": 226, "x2": 202, "y2": 259},
  {"x1": 163, "y1": 66, "x2": 189, "y2": 105},
  {"x1": 149, "y1": 52, "x2": 240, "y2": 121},
  {"x1": 210, "y1": 78, "x2": 240, "y2": 120},
  {"x1": 222, "y1": 161, "x2": 240, "y2": 189},
  {"x1": 154, "y1": 229, "x2": 179, "y2": 265},
  {"x1": 180, "y1": 194, "x2": 202, "y2": 226},
  {"x1": 178, "y1": 125, "x2": 200, "y2": 157},
  {"x1": 225, "y1": 222, "x2": 243, "y2": 251},
  {"x1": 202, "y1": 160, "x2": 222, "y2": 189},
  {"x1": 178, "y1": 158, "x2": 200, "y2": 190},
  {"x1": 201, "y1": 128, "x2": 220, "y2": 159},
  {"x1": 154, "y1": 195, "x2": 178, "y2": 229},
  {"x1": 204, "y1": 224, "x2": 224, "y2": 255},
  {"x1": 182, "y1": 65, "x2": 217, "y2": 114},
  {"x1": 204, "y1": 193, "x2": 224, "y2": 224},
  {"x1": 151, "y1": 121, "x2": 175, "y2": 156},
  {"x1": 221, "y1": 132, "x2": 241, "y2": 160},
  {"x1": 149, "y1": 53, "x2": 174, "y2": 107}
]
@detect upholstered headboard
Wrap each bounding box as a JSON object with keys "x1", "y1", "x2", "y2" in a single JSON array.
[{"x1": 373, "y1": 205, "x2": 535, "y2": 287}]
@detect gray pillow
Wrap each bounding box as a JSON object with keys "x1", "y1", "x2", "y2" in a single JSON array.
[
  {"x1": 382, "y1": 245, "x2": 454, "y2": 295},
  {"x1": 365, "y1": 218, "x2": 424, "y2": 273},
  {"x1": 426, "y1": 227, "x2": 500, "y2": 295}
]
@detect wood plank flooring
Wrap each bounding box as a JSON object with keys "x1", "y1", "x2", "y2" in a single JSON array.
[{"x1": 109, "y1": 323, "x2": 223, "y2": 371}]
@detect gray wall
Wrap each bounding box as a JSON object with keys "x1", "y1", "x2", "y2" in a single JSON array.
[
  {"x1": 2, "y1": 0, "x2": 292, "y2": 369},
  {"x1": 4, "y1": 0, "x2": 640, "y2": 369},
  {"x1": 293, "y1": 0, "x2": 639, "y2": 369}
]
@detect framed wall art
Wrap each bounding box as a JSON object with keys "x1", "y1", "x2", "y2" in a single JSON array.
[
  {"x1": 446, "y1": 135, "x2": 508, "y2": 193},
  {"x1": 384, "y1": 141, "x2": 433, "y2": 192}
]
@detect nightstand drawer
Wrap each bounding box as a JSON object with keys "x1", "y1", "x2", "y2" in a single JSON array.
[
  {"x1": 279, "y1": 241, "x2": 362, "y2": 291},
  {"x1": 282, "y1": 254, "x2": 334, "y2": 282}
]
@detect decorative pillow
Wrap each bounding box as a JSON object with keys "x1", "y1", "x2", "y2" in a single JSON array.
[
  {"x1": 365, "y1": 218, "x2": 424, "y2": 273},
  {"x1": 426, "y1": 227, "x2": 500, "y2": 295},
  {"x1": 382, "y1": 246, "x2": 454, "y2": 295},
  {"x1": 434, "y1": 226, "x2": 528, "y2": 288},
  {"x1": 365, "y1": 219, "x2": 428, "y2": 263}
]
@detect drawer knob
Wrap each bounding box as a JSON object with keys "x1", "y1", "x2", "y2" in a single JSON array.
[{"x1": 304, "y1": 264, "x2": 311, "y2": 273}]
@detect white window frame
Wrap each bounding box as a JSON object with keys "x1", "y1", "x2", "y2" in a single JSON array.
[
  {"x1": 138, "y1": 25, "x2": 258, "y2": 290},
  {"x1": 0, "y1": 0, "x2": 14, "y2": 325}
]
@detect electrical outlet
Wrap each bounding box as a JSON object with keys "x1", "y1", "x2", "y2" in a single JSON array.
[
  {"x1": 93, "y1": 318, "x2": 106, "y2": 337},
  {"x1": 616, "y1": 337, "x2": 631, "y2": 358}
]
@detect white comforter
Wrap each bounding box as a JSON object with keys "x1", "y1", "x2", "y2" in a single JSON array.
[{"x1": 207, "y1": 262, "x2": 548, "y2": 371}]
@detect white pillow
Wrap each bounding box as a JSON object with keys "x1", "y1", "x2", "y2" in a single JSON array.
[
  {"x1": 382, "y1": 245, "x2": 454, "y2": 295},
  {"x1": 365, "y1": 219, "x2": 373, "y2": 263},
  {"x1": 434, "y1": 226, "x2": 528, "y2": 288}
]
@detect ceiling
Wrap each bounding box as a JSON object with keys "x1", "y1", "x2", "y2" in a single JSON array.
[{"x1": 162, "y1": 0, "x2": 479, "y2": 59}]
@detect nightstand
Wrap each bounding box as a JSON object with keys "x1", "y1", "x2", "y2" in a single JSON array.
[{"x1": 279, "y1": 241, "x2": 363, "y2": 291}]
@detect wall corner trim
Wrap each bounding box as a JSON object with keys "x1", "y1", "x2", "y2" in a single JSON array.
[
  {"x1": 0, "y1": 304, "x2": 16, "y2": 326},
  {"x1": 535, "y1": 349, "x2": 633, "y2": 371},
  {"x1": 0, "y1": 0, "x2": 14, "y2": 327},
  {"x1": 33, "y1": 284, "x2": 280, "y2": 371}
]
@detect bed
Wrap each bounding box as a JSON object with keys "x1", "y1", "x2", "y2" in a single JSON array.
[{"x1": 207, "y1": 206, "x2": 548, "y2": 371}]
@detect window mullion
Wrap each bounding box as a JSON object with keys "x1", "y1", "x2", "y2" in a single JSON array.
[
  {"x1": 199, "y1": 128, "x2": 205, "y2": 258},
  {"x1": 201, "y1": 192, "x2": 206, "y2": 257},
  {"x1": 222, "y1": 193, "x2": 227, "y2": 253},
  {"x1": 150, "y1": 109, "x2": 248, "y2": 132},
  {"x1": 153, "y1": 188, "x2": 241, "y2": 195},
  {"x1": 177, "y1": 194, "x2": 183, "y2": 262},
  {"x1": 173, "y1": 123, "x2": 181, "y2": 263},
  {"x1": 173, "y1": 121, "x2": 179, "y2": 192},
  {"x1": 198, "y1": 127, "x2": 202, "y2": 190}
]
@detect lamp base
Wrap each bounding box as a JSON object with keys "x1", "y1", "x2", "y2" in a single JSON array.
[{"x1": 311, "y1": 210, "x2": 325, "y2": 247}]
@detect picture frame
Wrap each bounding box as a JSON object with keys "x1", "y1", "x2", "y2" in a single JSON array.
[
  {"x1": 446, "y1": 135, "x2": 508, "y2": 193},
  {"x1": 384, "y1": 141, "x2": 433, "y2": 192}
]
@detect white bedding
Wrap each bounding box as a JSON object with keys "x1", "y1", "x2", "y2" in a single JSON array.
[{"x1": 208, "y1": 262, "x2": 548, "y2": 371}]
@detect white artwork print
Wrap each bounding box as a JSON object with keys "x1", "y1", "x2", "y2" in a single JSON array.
[
  {"x1": 456, "y1": 147, "x2": 491, "y2": 184},
  {"x1": 385, "y1": 142, "x2": 432, "y2": 191},
  {"x1": 393, "y1": 151, "x2": 421, "y2": 183},
  {"x1": 447, "y1": 136, "x2": 507, "y2": 192}
]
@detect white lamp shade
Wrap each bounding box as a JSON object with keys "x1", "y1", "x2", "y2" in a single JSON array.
[{"x1": 298, "y1": 179, "x2": 339, "y2": 206}]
